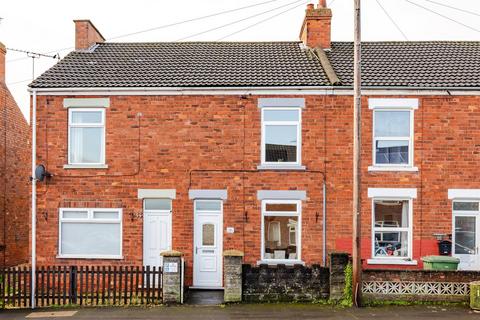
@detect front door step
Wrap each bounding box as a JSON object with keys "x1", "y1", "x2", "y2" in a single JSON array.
[{"x1": 185, "y1": 289, "x2": 224, "y2": 305}]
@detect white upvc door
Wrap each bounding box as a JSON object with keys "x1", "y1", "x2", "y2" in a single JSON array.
[
  {"x1": 143, "y1": 211, "x2": 172, "y2": 269},
  {"x1": 453, "y1": 214, "x2": 480, "y2": 270},
  {"x1": 193, "y1": 200, "x2": 223, "y2": 288}
]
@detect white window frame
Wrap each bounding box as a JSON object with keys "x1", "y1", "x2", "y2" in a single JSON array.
[
  {"x1": 368, "y1": 98, "x2": 418, "y2": 172},
  {"x1": 260, "y1": 107, "x2": 302, "y2": 167},
  {"x1": 260, "y1": 199, "x2": 302, "y2": 264},
  {"x1": 58, "y1": 208, "x2": 122, "y2": 259},
  {"x1": 67, "y1": 108, "x2": 106, "y2": 166}
]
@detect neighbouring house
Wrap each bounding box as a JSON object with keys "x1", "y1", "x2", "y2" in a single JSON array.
[
  {"x1": 28, "y1": 0, "x2": 480, "y2": 289},
  {"x1": 0, "y1": 42, "x2": 30, "y2": 267}
]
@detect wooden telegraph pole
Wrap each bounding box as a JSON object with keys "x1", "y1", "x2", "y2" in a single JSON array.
[{"x1": 352, "y1": 0, "x2": 362, "y2": 307}]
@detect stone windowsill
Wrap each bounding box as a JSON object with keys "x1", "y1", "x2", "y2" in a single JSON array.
[
  {"x1": 367, "y1": 258, "x2": 418, "y2": 266},
  {"x1": 368, "y1": 165, "x2": 419, "y2": 172},
  {"x1": 63, "y1": 164, "x2": 109, "y2": 169},
  {"x1": 256, "y1": 260, "x2": 306, "y2": 266},
  {"x1": 257, "y1": 164, "x2": 306, "y2": 171}
]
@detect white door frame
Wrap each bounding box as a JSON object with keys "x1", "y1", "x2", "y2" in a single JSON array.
[
  {"x1": 452, "y1": 200, "x2": 480, "y2": 270},
  {"x1": 192, "y1": 199, "x2": 223, "y2": 289},
  {"x1": 143, "y1": 203, "x2": 172, "y2": 268}
]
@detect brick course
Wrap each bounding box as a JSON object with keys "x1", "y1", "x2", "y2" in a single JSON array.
[{"x1": 32, "y1": 93, "x2": 480, "y2": 284}]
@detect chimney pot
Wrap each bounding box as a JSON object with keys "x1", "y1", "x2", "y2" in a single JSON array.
[
  {"x1": 74, "y1": 20, "x2": 105, "y2": 50},
  {"x1": 299, "y1": 0, "x2": 332, "y2": 49}
]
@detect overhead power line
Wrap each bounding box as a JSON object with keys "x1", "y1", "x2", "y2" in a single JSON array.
[
  {"x1": 404, "y1": 0, "x2": 480, "y2": 34},
  {"x1": 218, "y1": 1, "x2": 309, "y2": 40},
  {"x1": 419, "y1": 0, "x2": 480, "y2": 17},
  {"x1": 375, "y1": 0, "x2": 408, "y2": 40},
  {"x1": 109, "y1": 0, "x2": 284, "y2": 41},
  {"x1": 6, "y1": 0, "x2": 285, "y2": 63},
  {"x1": 176, "y1": 0, "x2": 306, "y2": 41}
]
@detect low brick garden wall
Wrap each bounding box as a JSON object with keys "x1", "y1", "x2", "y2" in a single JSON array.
[
  {"x1": 242, "y1": 264, "x2": 330, "y2": 302},
  {"x1": 239, "y1": 253, "x2": 350, "y2": 303},
  {"x1": 362, "y1": 269, "x2": 480, "y2": 302}
]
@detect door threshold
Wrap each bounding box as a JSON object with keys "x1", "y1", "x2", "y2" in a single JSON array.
[{"x1": 189, "y1": 286, "x2": 224, "y2": 290}]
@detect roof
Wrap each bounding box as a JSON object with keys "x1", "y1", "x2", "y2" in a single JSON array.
[
  {"x1": 30, "y1": 41, "x2": 480, "y2": 89},
  {"x1": 327, "y1": 41, "x2": 480, "y2": 88},
  {"x1": 30, "y1": 42, "x2": 328, "y2": 88}
]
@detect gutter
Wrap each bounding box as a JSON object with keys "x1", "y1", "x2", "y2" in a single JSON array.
[{"x1": 28, "y1": 86, "x2": 480, "y2": 96}]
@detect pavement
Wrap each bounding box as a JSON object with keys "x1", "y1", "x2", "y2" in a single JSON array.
[{"x1": 0, "y1": 304, "x2": 479, "y2": 320}]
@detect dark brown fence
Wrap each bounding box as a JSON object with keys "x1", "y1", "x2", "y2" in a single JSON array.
[{"x1": 0, "y1": 266, "x2": 162, "y2": 308}]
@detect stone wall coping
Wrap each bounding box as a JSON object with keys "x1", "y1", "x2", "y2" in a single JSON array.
[
  {"x1": 224, "y1": 250, "x2": 244, "y2": 257},
  {"x1": 160, "y1": 250, "x2": 183, "y2": 257}
]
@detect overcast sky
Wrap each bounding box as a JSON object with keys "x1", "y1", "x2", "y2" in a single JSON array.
[{"x1": 1, "y1": 0, "x2": 479, "y2": 121}]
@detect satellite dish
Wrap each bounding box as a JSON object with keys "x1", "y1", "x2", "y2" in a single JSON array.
[{"x1": 35, "y1": 164, "x2": 51, "y2": 182}]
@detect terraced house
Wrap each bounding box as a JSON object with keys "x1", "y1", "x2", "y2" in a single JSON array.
[{"x1": 29, "y1": 0, "x2": 480, "y2": 289}]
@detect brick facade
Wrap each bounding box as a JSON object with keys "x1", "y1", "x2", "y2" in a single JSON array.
[
  {"x1": 0, "y1": 81, "x2": 30, "y2": 267},
  {"x1": 31, "y1": 93, "x2": 480, "y2": 284}
]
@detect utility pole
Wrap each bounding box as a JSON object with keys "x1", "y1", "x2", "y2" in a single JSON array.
[{"x1": 352, "y1": 0, "x2": 362, "y2": 307}]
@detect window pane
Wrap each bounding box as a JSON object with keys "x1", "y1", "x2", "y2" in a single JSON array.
[
  {"x1": 61, "y1": 222, "x2": 121, "y2": 256},
  {"x1": 202, "y1": 224, "x2": 215, "y2": 246},
  {"x1": 62, "y1": 211, "x2": 88, "y2": 219},
  {"x1": 264, "y1": 109, "x2": 299, "y2": 121},
  {"x1": 195, "y1": 201, "x2": 221, "y2": 211},
  {"x1": 265, "y1": 203, "x2": 297, "y2": 212},
  {"x1": 375, "y1": 111, "x2": 410, "y2": 137},
  {"x1": 144, "y1": 199, "x2": 171, "y2": 211},
  {"x1": 374, "y1": 231, "x2": 408, "y2": 257},
  {"x1": 71, "y1": 111, "x2": 103, "y2": 124},
  {"x1": 70, "y1": 127, "x2": 103, "y2": 163},
  {"x1": 455, "y1": 216, "x2": 476, "y2": 255},
  {"x1": 263, "y1": 216, "x2": 298, "y2": 260},
  {"x1": 93, "y1": 211, "x2": 119, "y2": 219},
  {"x1": 453, "y1": 202, "x2": 479, "y2": 211},
  {"x1": 374, "y1": 200, "x2": 409, "y2": 228},
  {"x1": 265, "y1": 125, "x2": 297, "y2": 163},
  {"x1": 376, "y1": 140, "x2": 409, "y2": 164}
]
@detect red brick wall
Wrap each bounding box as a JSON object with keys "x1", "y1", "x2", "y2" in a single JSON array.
[
  {"x1": 0, "y1": 83, "x2": 30, "y2": 267},
  {"x1": 32, "y1": 94, "x2": 480, "y2": 283}
]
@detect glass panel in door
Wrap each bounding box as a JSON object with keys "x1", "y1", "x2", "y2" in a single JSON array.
[{"x1": 454, "y1": 215, "x2": 478, "y2": 270}]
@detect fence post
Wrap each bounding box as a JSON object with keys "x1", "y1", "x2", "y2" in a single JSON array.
[
  {"x1": 329, "y1": 253, "x2": 350, "y2": 301},
  {"x1": 223, "y1": 250, "x2": 243, "y2": 303},
  {"x1": 69, "y1": 266, "x2": 78, "y2": 305},
  {"x1": 161, "y1": 251, "x2": 183, "y2": 304}
]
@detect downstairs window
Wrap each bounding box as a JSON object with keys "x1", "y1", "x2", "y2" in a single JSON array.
[{"x1": 59, "y1": 208, "x2": 122, "y2": 259}]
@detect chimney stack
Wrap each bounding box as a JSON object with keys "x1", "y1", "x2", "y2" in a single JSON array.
[
  {"x1": 74, "y1": 20, "x2": 105, "y2": 50},
  {"x1": 300, "y1": 1, "x2": 332, "y2": 49},
  {"x1": 0, "y1": 42, "x2": 5, "y2": 82}
]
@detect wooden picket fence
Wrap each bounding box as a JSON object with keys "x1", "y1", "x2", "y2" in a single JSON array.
[{"x1": 0, "y1": 266, "x2": 163, "y2": 308}]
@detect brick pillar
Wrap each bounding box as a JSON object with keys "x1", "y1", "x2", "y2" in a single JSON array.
[
  {"x1": 329, "y1": 253, "x2": 350, "y2": 300},
  {"x1": 223, "y1": 250, "x2": 244, "y2": 303},
  {"x1": 161, "y1": 250, "x2": 183, "y2": 304}
]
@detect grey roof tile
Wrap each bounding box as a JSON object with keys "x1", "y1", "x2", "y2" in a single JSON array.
[{"x1": 30, "y1": 41, "x2": 480, "y2": 89}]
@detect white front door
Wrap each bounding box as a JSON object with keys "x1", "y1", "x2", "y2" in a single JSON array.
[
  {"x1": 453, "y1": 214, "x2": 480, "y2": 270},
  {"x1": 143, "y1": 211, "x2": 172, "y2": 268},
  {"x1": 193, "y1": 200, "x2": 223, "y2": 288}
]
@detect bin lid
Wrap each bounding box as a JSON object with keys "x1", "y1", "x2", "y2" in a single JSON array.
[{"x1": 421, "y1": 255, "x2": 460, "y2": 263}]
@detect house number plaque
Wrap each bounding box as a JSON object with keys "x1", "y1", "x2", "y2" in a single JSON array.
[{"x1": 164, "y1": 262, "x2": 178, "y2": 273}]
